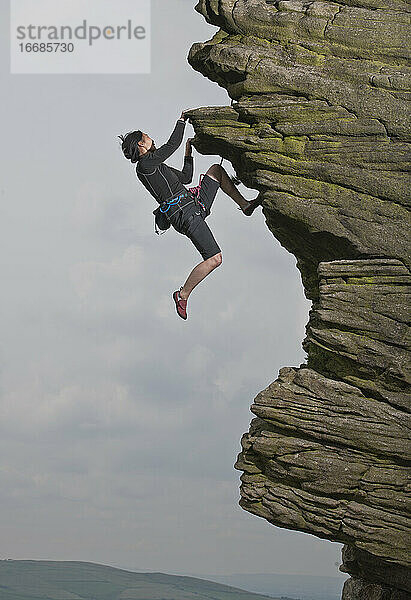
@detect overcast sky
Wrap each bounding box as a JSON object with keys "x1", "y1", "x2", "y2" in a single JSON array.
[{"x1": 0, "y1": 0, "x2": 345, "y2": 579}]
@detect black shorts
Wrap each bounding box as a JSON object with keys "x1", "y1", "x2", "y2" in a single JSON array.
[{"x1": 180, "y1": 175, "x2": 222, "y2": 261}]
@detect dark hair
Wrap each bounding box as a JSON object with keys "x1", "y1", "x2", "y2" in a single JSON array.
[{"x1": 118, "y1": 130, "x2": 143, "y2": 163}]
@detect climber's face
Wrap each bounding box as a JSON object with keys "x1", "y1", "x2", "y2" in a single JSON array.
[{"x1": 138, "y1": 133, "x2": 156, "y2": 156}]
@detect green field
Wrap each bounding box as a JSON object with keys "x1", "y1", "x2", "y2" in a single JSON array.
[{"x1": 0, "y1": 560, "x2": 282, "y2": 600}]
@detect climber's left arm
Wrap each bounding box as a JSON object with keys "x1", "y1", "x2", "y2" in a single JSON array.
[{"x1": 167, "y1": 139, "x2": 194, "y2": 184}]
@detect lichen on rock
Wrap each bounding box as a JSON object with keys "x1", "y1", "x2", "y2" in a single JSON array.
[{"x1": 187, "y1": 1, "x2": 411, "y2": 598}]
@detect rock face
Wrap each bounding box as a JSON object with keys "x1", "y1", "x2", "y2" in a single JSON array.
[{"x1": 186, "y1": 1, "x2": 411, "y2": 598}]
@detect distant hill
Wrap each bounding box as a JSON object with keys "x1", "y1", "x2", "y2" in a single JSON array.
[
  {"x1": 200, "y1": 572, "x2": 348, "y2": 600},
  {"x1": 0, "y1": 560, "x2": 292, "y2": 600}
]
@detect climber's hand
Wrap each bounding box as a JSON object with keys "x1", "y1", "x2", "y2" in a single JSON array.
[
  {"x1": 185, "y1": 138, "x2": 194, "y2": 155},
  {"x1": 180, "y1": 111, "x2": 189, "y2": 122}
]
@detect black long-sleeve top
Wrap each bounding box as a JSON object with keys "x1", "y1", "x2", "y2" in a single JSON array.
[{"x1": 135, "y1": 119, "x2": 193, "y2": 204}]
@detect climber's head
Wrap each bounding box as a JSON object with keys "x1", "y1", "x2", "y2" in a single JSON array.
[{"x1": 118, "y1": 130, "x2": 156, "y2": 162}]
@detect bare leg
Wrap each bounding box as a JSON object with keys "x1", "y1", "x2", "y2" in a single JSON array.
[
  {"x1": 180, "y1": 252, "x2": 222, "y2": 300},
  {"x1": 178, "y1": 164, "x2": 257, "y2": 302},
  {"x1": 206, "y1": 164, "x2": 254, "y2": 210}
]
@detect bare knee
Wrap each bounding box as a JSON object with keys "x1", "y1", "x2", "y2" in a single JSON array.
[
  {"x1": 206, "y1": 164, "x2": 222, "y2": 183},
  {"x1": 207, "y1": 252, "x2": 222, "y2": 268}
]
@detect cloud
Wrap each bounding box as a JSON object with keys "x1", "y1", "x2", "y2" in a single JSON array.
[
  {"x1": 69, "y1": 244, "x2": 143, "y2": 300},
  {"x1": 71, "y1": 179, "x2": 143, "y2": 244}
]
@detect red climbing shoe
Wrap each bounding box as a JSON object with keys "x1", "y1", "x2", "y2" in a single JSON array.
[
  {"x1": 241, "y1": 197, "x2": 262, "y2": 216},
  {"x1": 173, "y1": 288, "x2": 188, "y2": 320}
]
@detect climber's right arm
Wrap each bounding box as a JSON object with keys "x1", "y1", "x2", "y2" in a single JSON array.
[{"x1": 138, "y1": 116, "x2": 187, "y2": 171}]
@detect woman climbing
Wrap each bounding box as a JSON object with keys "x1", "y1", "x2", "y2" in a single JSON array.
[{"x1": 118, "y1": 110, "x2": 262, "y2": 320}]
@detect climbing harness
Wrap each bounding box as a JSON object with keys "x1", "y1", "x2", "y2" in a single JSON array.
[
  {"x1": 160, "y1": 190, "x2": 196, "y2": 217},
  {"x1": 153, "y1": 190, "x2": 196, "y2": 235},
  {"x1": 153, "y1": 157, "x2": 225, "y2": 235}
]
